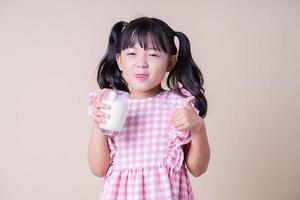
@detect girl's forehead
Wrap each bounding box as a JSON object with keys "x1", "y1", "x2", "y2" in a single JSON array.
[
  {"x1": 125, "y1": 43, "x2": 156, "y2": 50},
  {"x1": 125, "y1": 33, "x2": 162, "y2": 50}
]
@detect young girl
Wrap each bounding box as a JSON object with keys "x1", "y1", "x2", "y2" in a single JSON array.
[{"x1": 88, "y1": 17, "x2": 210, "y2": 200}]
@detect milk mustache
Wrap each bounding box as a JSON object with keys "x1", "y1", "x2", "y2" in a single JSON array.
[{"x1": 101, "y1": 89, "x2": 128, "y2": 133}]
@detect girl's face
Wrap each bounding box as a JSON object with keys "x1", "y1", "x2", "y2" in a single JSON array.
[{"x1": 116, "y1": 38, "x2": 176, "y2": 99}]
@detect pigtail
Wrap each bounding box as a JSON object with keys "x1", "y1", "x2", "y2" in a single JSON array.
[
  {"x1": 167, "y1": 31, "x2": 207, "y2": 118},
  {"x1": 97, "y1": 21, "x2": 129, "y2": 92}
]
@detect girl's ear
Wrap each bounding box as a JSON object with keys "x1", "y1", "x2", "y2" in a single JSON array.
[
  {"x1": 116, "y1": 53, "x2": 123, "y2": 71},
  {"x1": 167, "y1": 55, "x2": 177, "y2": 72}
]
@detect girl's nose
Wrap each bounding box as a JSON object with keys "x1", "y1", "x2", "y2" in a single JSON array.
[{"x1": 136, "y1": 55, "x2": 148, "y2": 68}]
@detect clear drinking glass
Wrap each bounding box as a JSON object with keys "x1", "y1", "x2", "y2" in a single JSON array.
[{"x1": 100, "y1": 89, "x2": 128, "y2": 135}]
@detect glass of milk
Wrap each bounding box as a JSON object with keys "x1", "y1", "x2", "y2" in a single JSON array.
[{"x1": 100, "y1": 89, "x2": 128, "y2": 135}]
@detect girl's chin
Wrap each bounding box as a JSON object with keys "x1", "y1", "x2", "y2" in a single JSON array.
[{"x1": 128, "y1": 85, "x2": 152, "y2": 92}]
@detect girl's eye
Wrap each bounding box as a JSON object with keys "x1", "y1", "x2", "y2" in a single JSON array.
[
  {"x1": 149, "y1": 54, "x2": 159, "y2": 57},
  {"x1": 127, "y1": 53, "x2": 136, "y2": 56}
]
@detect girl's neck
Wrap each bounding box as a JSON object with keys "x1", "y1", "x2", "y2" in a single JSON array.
[{"x1": 129, "y1": 86, "x2": 164, "y2": 99}]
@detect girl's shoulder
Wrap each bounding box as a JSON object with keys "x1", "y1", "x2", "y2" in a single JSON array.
[
  {"x1": 164, "y1": 88, "x2": 193, "y2": 99},
  {"x1": 163, "y1": 88, "x2": 199, "y2": 113},
  {"x1": 163, "y1": 88, "x2": 193, "y2": 106}
]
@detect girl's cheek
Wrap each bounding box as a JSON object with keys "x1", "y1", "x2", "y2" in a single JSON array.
[
  {"x1": 122, "y1": 71, "x2": 129, "y2": 79},
  {"x1": 123, "y1": 60, "x2": 134, "y2": 67}
]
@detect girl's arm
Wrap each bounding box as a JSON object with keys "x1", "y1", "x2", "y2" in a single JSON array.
[
  {"x1": 171, "y1": 96, "x2": 210, "y2": 177},
  {"x1": 184, "y1": 119, "x2": 210, "y2": 177},
  {"x1": 88, "y1": 121, "x2": 111, "y2": 177},
  {"x1": 88, "y1": 89, "x2": 111, "y2": 178}
]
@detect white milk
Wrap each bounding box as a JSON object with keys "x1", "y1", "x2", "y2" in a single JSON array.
[{"x1": 100, "y1": 100, "x2": 128, "y2": 131}]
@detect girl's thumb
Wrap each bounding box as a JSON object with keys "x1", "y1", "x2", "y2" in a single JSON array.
[
  {"x1": 184, "y1": 96, "x2": 195, "y2": 107},
  {"x1": 96, "y1": 88, "x2": 107, "y2": 101}
]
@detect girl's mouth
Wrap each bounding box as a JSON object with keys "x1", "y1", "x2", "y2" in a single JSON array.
[{"x1": 134, "y1": 74, "x2": 149, "y2": 81}]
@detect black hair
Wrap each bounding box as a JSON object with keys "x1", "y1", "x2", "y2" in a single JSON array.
[{"x1": 97, "y1": 17, "x2": 207, "y2": 118}]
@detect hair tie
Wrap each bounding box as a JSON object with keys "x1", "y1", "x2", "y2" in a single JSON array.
[
  {"x1": 174, "y1": 31, "x2": 179, "y2": 37},
  {"x1": 122, "y1": 22, "x2": 128, "y2": 32}
]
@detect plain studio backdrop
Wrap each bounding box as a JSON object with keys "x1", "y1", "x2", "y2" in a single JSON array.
[{"x1": 0, "y1": 0, "x2": 299, "y2": 199}]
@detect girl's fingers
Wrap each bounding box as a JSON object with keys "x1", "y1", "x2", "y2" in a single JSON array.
[
  {"x1": 95, "y1": 88, "x2": 107, "y2": 102},
  {"x1": 92, "y1": 89, "x2": 111, "y2": 110},
  {"x1": 91, "y1": 114, "x2": 107, "y2": 123},
  {"x1": 172, "y1": 112, "x2": 183, "y2": 122},
  {"x1": 171, "y1": 116, "x2": 188, "y2": 131},
  {"x1": 171, "y1": 112, "x2": 186, "y2": 124},
  {"x1": 171, "y1": 117, "x2": 185, "y2": 128},
  {"x1": 92, "y1": 103, "x2": 110, "y2": 119},
  {"x1": 176, "y1": 125, "x2": 187, "y2": 132},
  {"x1": 91, "y1": 106, "x2": 110, "y2": 117},
  {"x1": 91, "y1": 114, "x2": 101, "y2": 122},
  {"x1": 97, "y1": 111, "x2": 110, "y2": 119},
  {"x1": 95, "y1": 102, "x2": 111, "y2": 109},
  {"x1": 90, "y1": 88, "x2": 110, "y2": 123},
  {"x1": 172, "y1": 107, "x2": 188, "y2": 118},
  {"x1": 92, "y1": 88, "x2": 107, "y2": 107}
]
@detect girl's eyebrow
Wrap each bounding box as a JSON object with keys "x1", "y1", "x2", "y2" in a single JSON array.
[
  {"x1": 146, "y1": 48, "x2": 156, "y2": 50},
  {"x1": 125, "y1": 47, "x2": 137, "y2": 50},
  {"x1": 128, "y1": 46, "x2": 157, "y2": 50}
]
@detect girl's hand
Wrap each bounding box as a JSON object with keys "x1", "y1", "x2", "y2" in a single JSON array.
[
  {"x1": 171, "y1": 96, "x2": 205, "y2": 133},
  {"x1": 90, "y1": 88, "x2": 111, "y2": 124}
]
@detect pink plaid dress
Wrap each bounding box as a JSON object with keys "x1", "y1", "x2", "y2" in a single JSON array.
[{"x1": 89, "y1": 89, "x2": 196, "y2": 200}]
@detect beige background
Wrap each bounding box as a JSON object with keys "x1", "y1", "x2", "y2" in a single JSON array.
[{"x1": 1, "y1": 0, "x2": 299, "y2": 199}]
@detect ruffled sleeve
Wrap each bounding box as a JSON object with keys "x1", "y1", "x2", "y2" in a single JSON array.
[
  {"x1": 105, "y1": 137, "x2": 117, "y2": 177},
  {"x1": 88, "y1": 92, "x2": 97, "y2": 116},
  {"x1": 164, "y1": 88, "x2": 199, "y2": 171}
]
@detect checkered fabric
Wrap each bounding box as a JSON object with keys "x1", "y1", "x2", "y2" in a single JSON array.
[{"x1": 89, "y1": 89, "x2": 196, "y2": 200}]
